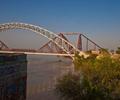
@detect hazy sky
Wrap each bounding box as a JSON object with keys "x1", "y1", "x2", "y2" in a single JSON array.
[{"x1": 0, "y1": 0, "x2": 120, "y2": 50}]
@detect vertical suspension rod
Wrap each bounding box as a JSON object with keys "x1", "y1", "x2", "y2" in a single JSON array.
[{"x1": 86, "y1": 39, "x2": 88, "y2": 51}]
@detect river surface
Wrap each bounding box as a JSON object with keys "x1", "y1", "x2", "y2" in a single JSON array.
[{"x1": 27, "y1": 55, "x2": 74, "y2": 100}]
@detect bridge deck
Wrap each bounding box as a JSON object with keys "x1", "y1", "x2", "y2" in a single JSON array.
[{"x1": 0, "y1": 51, "x2": 74, "y2": 56}]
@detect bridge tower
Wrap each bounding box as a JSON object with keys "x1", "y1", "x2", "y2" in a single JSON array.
[{"x1": 77, "y1": 34, "x2": 82, "y2": 51}]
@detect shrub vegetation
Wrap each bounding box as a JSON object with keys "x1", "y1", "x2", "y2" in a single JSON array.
[{"x1": 56, "y1": 50, "x2": 120, "y2": 100}]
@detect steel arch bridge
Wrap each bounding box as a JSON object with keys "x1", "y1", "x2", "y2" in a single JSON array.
[{"x1": 0, "y1": 22, "x2": 81, "y2": 58}]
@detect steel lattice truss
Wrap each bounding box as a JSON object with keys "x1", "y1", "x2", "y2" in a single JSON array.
[
  {"x1": 38, "y1": 33, "x2": 74, "y2": 53},
  {"x1": 0, "y1": 40, "x2": 8, "y2": 50}
]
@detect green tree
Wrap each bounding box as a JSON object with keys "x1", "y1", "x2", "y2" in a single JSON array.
[{"x1": 116, "y1": 47, "x2": 120, "y2": 54}]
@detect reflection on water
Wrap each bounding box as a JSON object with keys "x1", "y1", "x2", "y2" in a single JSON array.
[
  {"x1": 0, "y1": 53, "x2": 27, "y2": 100},
  {"x1": 0, "y1": 54, "x2": 73, "y2": 100}
]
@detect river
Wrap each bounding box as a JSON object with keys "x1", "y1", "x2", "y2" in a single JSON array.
[{"x1": 27, "y1": 55, "x2": 74, "y2": 100}]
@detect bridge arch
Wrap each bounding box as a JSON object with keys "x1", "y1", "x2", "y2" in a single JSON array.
[{"x1": 0, "y1": 22, "x2": 80, "y2": 58}]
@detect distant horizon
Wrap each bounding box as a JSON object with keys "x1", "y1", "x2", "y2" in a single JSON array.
[{"x1": 0, "y1": 0, "x2": 120, "y2": 50}]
